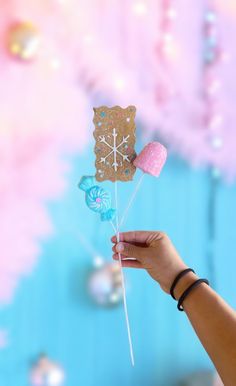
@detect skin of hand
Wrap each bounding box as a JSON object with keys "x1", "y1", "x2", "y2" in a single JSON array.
[
  {"x1": 111, "y1": 231, "x2": 188, "y2": 293},
  {"x1": 112, "y1": 230, "x2": 236, "y2": 386}
]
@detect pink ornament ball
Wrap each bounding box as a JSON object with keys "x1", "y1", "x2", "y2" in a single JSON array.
[{"x1": 133, "y1": 142, "x2": 167, "y2": 177}]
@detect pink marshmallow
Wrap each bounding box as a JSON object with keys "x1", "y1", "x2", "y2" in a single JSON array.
[{"x1": 133, "y1": 142, "x2": 167, "y2": 177}]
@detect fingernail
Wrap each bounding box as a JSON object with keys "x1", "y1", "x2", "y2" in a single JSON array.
[{"x1": 116, "y1": 243, "x2": 124, "y2": 252}]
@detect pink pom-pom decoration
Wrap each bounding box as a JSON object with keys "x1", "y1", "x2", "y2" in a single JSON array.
[{"x1": 133, "y1": 142, "x2": 167, "y2": 177}]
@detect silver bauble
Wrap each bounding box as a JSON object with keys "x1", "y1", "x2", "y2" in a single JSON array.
[{"x1": 88, "y1": 262, "x2": 123, "y2": 307}]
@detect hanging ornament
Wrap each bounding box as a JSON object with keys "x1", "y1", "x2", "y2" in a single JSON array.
[
  {"x1": 75, "y1": 229, "x2": 122, "y2": 306},
  {"x1": 203, "y1": 9, "x2": 221, "y2": 65},
  {"x1": 155, "y1": 0, "x2": 177, "y2": 105},
  {"x1": 88, "y1": 261, "x2": 123, "y2": 307},
  {"x1": 201, "y1": 3, "x2": 224, "y2": 154},
  {"x1": 6, "y1": 21, "x2": 41, "y2": 61},
  {"x1": 30, "y1": 354, "x2": 65, "y2": 386},
  {"x1": 182, "y1": 371, "x2": 217, "y2": 385}
]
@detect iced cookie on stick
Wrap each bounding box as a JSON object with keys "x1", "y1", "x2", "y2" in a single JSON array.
[
  {"x1": 93, "y1": 106, "x2": 137, "y2": 366},
  {"x1": 119, "y1": 142, "x2": 167, "y2": 229},
  {"x1": 80, "y1": 106, "x2": 137, "y2": 367}
]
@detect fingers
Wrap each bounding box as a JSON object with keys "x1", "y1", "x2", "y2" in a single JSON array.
[
  {"x1": 111, "y1": 231, "x2": 153, "y2": 245},
  {"x1": 112, "y1": 254, "x2": 143, "y2": 269},
  {"x1": 113, "y1": 254, "x2": 137, "y2": 261},
  {"x1": 112, "y1": 253, "x2": 127, "y2": 260},
  {"x1": 121, "y1": 260, "x2": 143, "y2": 269},
  {"x1": 112, "y1": 243, "x2": 141, "y2": 260},
  {"x1": 113, "y1": 242, "x2": 147, "y2": 261}
]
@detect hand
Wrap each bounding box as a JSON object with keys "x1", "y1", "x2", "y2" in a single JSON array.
[{"x1": 111, "y1": 231, "x2": 188, "y2": 293}]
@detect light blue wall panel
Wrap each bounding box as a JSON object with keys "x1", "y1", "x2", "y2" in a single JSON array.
[{"x1": 0, "y1": 146, "x2": 235, "y2": 386}]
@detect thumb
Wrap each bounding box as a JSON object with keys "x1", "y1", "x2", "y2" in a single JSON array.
[{"x1": 116, "y1": 242, "x2": 146, "y2": 261}]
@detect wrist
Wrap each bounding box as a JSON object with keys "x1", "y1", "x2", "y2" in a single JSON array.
[{"x1": 173, "y1": 272, "x2": 199, "y2": 300}]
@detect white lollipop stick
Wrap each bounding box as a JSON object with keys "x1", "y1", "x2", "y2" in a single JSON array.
[
  {"x1": 119, "y1": 142, "x2": 167, "y2": 230},
  {"x1": 110, "y1": 221, "x2": 117, "y2": 234},
  {"x1": 112, "y1": 142, "x2": 167, "y2": 365},
  {"x1": 114, "y1": 180, "x2": 135, "y2": 367},
  {"x1": 118, "y1": 173, "x2": 145, "y2": 230}
]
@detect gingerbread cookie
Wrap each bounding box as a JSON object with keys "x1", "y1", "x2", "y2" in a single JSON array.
[{"x1": 93, "y1": 106, "x2": 136, "y2": 182}]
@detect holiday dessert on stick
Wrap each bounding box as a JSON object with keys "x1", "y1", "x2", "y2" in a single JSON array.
[
  {"x1": 79, "y1": 106, "x2": 168, "y2": 367},
  {"x1": 78, "y1": 176, "x2": 116, "y2": 222},
  {"x1": 93, "y1": 106, "x2": 136, "y2": 182},
  {"x1": 133, "y1": 142, "x2": 167, "y2": 177}
]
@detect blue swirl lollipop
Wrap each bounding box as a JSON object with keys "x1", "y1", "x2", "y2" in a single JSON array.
[{"x1": 78, "y1": 176, "x2": 116, "y2": 222}]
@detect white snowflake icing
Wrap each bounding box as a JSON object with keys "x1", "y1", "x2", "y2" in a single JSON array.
[{"x1": 99, "y1": 128, "x2": 130, "y2": 171}]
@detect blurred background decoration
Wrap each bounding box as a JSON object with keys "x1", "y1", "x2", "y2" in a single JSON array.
[
  {"x1": 88, "y1": 261, "x2": 123, "y2": 307},
  {"x1": 77, "y1": 231, "x2": 123, "y2": 306},
  {"x1": 30, "y1": 354, "x2": 65, "y2": 386},
  {"x1": 180, "y1": 371, "x2": 214, "y2": 386},
  {"x1": 180, "y1": 371, "x2": 223, "y2": 386},
  {"x1": 0, "y1": 0, "x2": 236, "y2": 385},
  {"x1": 7, "y1": 21, "x2": 41, "y2": 61}
]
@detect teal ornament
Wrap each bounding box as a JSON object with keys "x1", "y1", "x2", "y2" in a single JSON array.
[
  {"x1": 78, "y1": 176, "x2": 96, "y2": 192},
  {"x1": 86, "y1": 186, "x2": 111, "y2": 213},
  {"x1": 101, "y1": 209, "x2": 116, "y2": 222},
  {"x1": 78, "y1": 176, "x2": 116, "y2": 221}
]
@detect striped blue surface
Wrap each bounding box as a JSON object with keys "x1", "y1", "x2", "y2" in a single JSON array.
[{"x1": 0, "y1": 146, "x2": 236, "y2": 386}]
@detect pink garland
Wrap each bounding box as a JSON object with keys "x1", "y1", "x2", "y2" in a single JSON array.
[
  {"x1": 202, "y1": 2, "x2": 224, "y2": 169},
  {"x1": 155, "y1": 0, "x2": 177, "y2": 105},
  {"x1": 0, "y1": 1, "x2": 90, "y2": 303}
]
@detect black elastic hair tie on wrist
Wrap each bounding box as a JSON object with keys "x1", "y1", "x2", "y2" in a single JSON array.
[
  {"x1": 177, "y1": 278, "x2": 209, "y2": 311},
  {"x1": 170, "y1": 268, "x2": 195, "y2": 300}
]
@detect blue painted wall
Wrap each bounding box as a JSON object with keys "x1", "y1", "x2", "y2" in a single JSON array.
[{"x1": 1, "y1": 145, "x2": 236, "y2": 386}]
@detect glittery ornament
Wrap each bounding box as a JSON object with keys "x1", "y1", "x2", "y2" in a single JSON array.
[
  {"x1": 30, "y1": 355, "x2": 64, "y2": 386},
  {"x1": 88, "y1": 262, "x2": 123, "y2": 307},
  {"x1": 7, "y1": 21, "x2": 40, "y2": 61}
]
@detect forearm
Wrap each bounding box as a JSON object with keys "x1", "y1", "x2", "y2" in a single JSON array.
[
  {"x1": 175, "y1": 273, "x2": 236, "y2": 386},
  {"x1": 112, "y1": 231, "x2": 236, "y2": 384}
]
